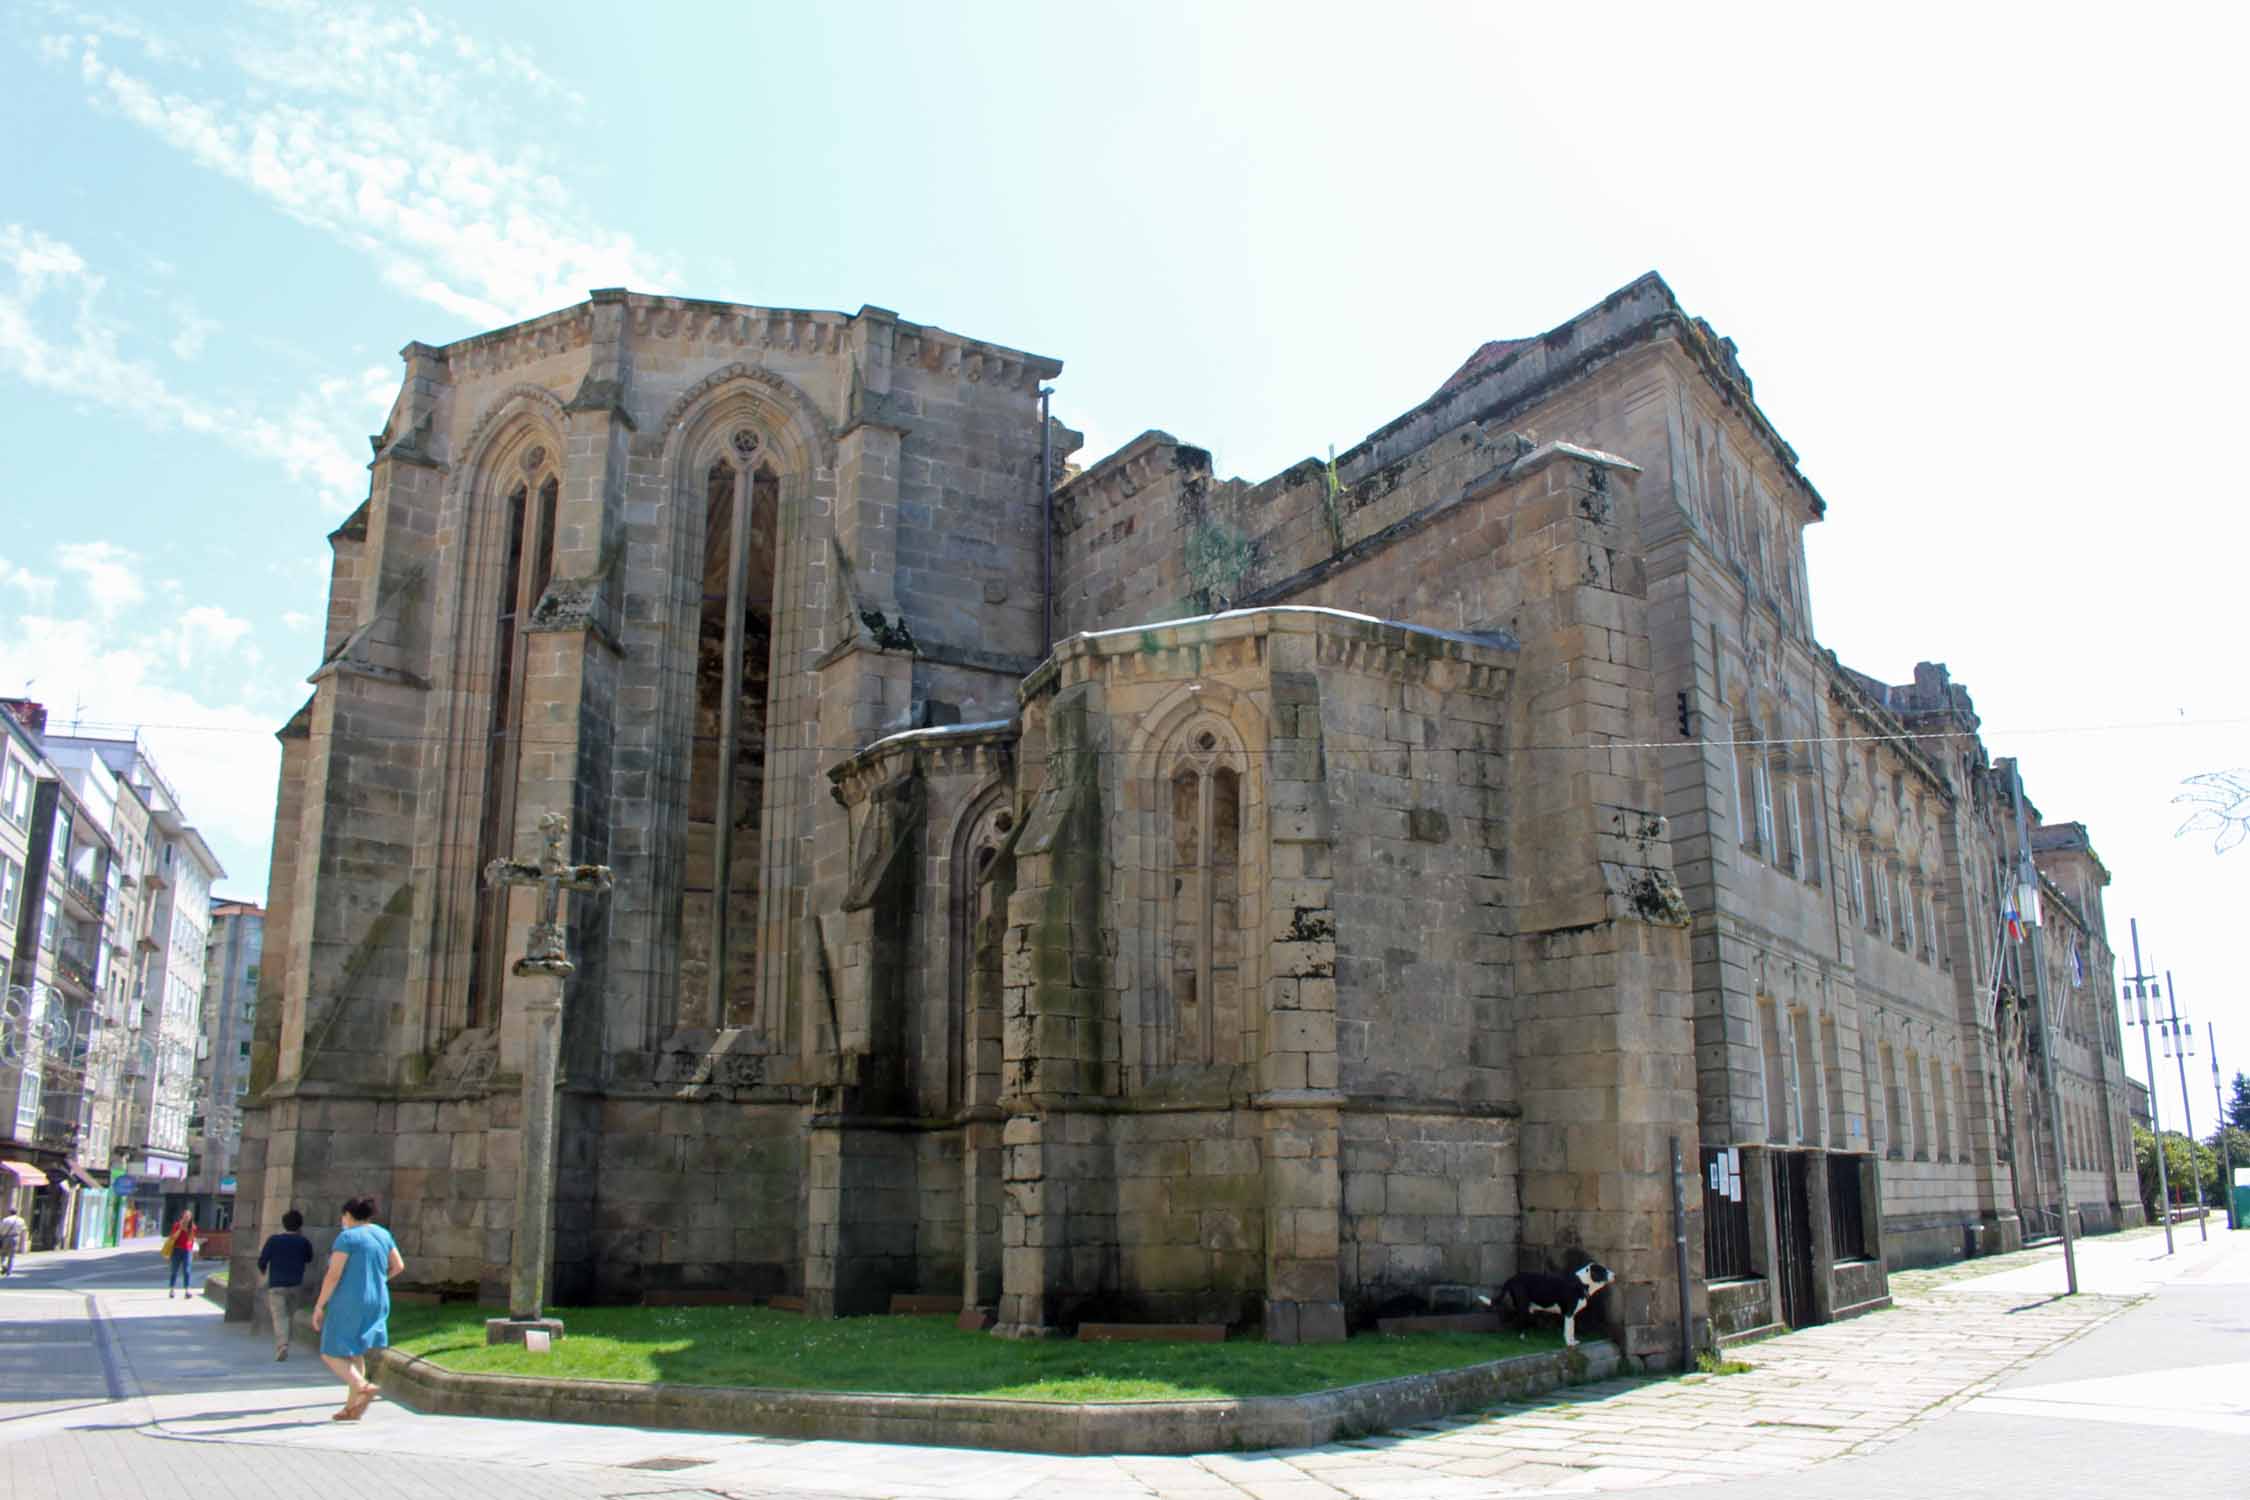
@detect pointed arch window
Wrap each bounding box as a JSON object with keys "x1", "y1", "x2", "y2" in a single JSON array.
[
  {"x1": 1160, "y1": 723, "x2": 1243, "y2": 1069},
  {"x1": 682, "y1": 433, "x2": 780, "y2": 1031},
  {"x1": 468, "y1": 451, "x2": 560, "y2": 1029}
]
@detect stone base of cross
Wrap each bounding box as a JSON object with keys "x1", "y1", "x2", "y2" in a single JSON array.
[{"x1": 483, "y1": 812, "x2": 612, "y2": 1336}]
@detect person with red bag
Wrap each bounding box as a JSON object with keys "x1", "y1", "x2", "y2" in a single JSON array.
[{"x1": 164, "y1": 1209, "x2": 198, "y2": 1297}]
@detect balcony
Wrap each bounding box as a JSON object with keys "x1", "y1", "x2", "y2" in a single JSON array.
[
  {"x1": 61, "y1": 867, "x2": 108, "y2": 918},
  {"x1": 54, "y1": 941, "x2": 99, "y2": 994}
]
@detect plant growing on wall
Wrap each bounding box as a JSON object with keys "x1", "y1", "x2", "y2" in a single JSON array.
[
  {"x1": 1320, "y1": 445, "x2": 1346, "y2": 554},
  {"x1": 1183, "y1": 518, "x2": 1258, "y2": 616}
]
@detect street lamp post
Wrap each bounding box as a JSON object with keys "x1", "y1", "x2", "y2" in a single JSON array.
[
  {"x1": 2161, "y1": 973, "x2": 2207, "y2": 1243},
  {"x1": 2121, "y1": 919, "x2": 2173, "y2": 1254},
  {"x1": 2211, "y1": 1024, "x2": 2236, "y2": 1232}
]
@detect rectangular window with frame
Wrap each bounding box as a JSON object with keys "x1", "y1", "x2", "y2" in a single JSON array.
[
  {"x1": 1754, "y1": 760, "x2": 1777, "y2": 857},
  {"x1": 1863, "y1": 1036, "x2": 1888, "y2": 1158},
  {"x1": 1881, "y1": 1044, "x2": 1905, "y2": 1159},
  {"x1": 1931, "y1": 1054, "x2": 1953, "y2": 1159},
  {"x1": 0, "y1": 854, "x2": 19, "y2": 926},
  {"x1": 1779, "y1": 769, "x2": 1802, "y2": 873},
  {"x1": 1731, "y1": 732, "x2": 1753, "y2": 851},
  {"x1": 1849, "y1": 843, "x2": 1866, "y2": 922},
  {"x1": 1796, "y1": 783, "x2": 1821, "y2": 886},
  {"x1": 11, "y1": 1070, "x2": 39, "y2": 1137}
]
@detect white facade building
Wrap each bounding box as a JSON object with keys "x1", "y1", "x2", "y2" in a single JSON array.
[{"x1": 45, "y1": 735, "x2": 221, "y2": 1224}]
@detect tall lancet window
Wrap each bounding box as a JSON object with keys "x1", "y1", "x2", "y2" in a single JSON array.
[
  {"x1": 1159, "y1": 725, "x2": 1243, "y2": 1070},
  {"x1": 468, "y1": 455, "x2": 560, "y2": 1028},
  {"x1": 681, "y1": 430, "x2": 779, "y2": 1030}
]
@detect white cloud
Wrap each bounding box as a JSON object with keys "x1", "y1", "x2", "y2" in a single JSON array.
[
  {"x1": 0, "y1": 222, "x2": 373, "y2": 510},
  {"x1": 169, "y1": 302, "x2": 218, "y2": 359},
  {"x1": 280, "y1": 609, "x2": 313, "y2": 633},
  {"x1": 36, "y1": 3, "x2": 202, "y2": 66},
  {"x1": 0, "y1": 556, "x2": 57, "y2": 607},
  {"x1": 175, "y1": 604, "x2": 253, "y2": 666},
  {"x1": 55, "y1": 540, "x2": 145, "y2": 618},
  {"x1": 53, "y1": 10, "x2": 666, "y2": 329}
]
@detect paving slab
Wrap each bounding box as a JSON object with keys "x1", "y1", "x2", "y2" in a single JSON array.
[{"x1": 4, "y1": 1225, "x2": 2239, "y2": 1498}]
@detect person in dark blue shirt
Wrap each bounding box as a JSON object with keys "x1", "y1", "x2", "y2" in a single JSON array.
[{"x1": 257, "y1": 1209, "x2": 317, "y2": 1361}]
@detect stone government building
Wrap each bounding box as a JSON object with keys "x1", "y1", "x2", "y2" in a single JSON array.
[{"x1": 229, "y1": 273, "x2": 2141, "y2": 1361}]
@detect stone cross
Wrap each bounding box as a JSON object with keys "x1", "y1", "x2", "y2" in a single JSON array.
[
  {"x1": 482, "y1": 812, "x2": 611, "y2": 1344},
  {"x1": 485, "y1": 812, "x2": 615, "y2": 978}
]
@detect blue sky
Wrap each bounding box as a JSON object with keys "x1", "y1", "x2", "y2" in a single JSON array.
[{"x1": 1, "y1": 2, "x2": 2244, "y2": 1122}]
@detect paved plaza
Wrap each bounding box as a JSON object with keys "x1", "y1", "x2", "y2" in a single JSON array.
[{"x1": 2, "y1": 1224, "x2": 2243, "y2": 1498}]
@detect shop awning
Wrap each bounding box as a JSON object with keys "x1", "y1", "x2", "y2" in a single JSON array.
[
  {"x1": 68, "y1": 1168, "x2": 103, "y2": 1191},
  {"x1": 1, "y1": 1160, "x2": 50, "y2": 1187}
]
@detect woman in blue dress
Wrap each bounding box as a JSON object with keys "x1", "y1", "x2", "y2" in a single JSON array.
[{"x1": 310, "y1": 1195, "x2": 404, "y2": 1421}]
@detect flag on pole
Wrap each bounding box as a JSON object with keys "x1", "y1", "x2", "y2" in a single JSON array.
[
  {"x1": 2068, "y1": 940, "x2": 2084, "y2": 987},
  {"x1": 2004, "y1": 897, "x2": 2025, "y2": 944}
]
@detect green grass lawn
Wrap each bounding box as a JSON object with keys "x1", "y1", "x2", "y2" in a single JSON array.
[{"x1": 384, "y1": 1304, "x2": 1567, "y2": 1403}]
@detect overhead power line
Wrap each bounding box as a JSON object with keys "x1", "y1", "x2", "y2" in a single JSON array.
[{"x1": 29, "y1": 714, "x2": 2250, "y2": 759}]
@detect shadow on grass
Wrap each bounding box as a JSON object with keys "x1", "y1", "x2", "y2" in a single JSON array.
[{"x1": 384, "y1": 1304, "x2": 1568, "y2": 1403}]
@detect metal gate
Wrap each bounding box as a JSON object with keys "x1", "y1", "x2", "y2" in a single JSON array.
[
  {"x1": 1772, "y1": 1151, "x2": 1819, "y2": 1328},
  {"x1": 1703, "y1": 1147, "x2": 1754, "y2": 1280}
]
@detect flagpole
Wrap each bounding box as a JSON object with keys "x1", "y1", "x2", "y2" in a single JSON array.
[{"x1": 2011, "y1": 760, "x2": 2078, "y2": 1293}]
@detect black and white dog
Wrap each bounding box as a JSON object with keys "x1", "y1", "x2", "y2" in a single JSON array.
[{"x1": 1479, "y1": 1262, "x2": 1614, "y2": 1347}]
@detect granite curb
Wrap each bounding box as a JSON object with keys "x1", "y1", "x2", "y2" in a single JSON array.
[{"x1": 368, "y1": 1337, "x2": 1626, "y2": 1455}]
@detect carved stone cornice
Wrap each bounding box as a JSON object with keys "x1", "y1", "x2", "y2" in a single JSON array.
[
  {"x1": 427, "y1": 294, "x2": 1061, "y2": 397},
  {"x1": 1024, "y1": 606, "x2": 1516, "y2": 705},
  {"x1": 827, "y1": 721, "x2": 1018, "y2": 805},
  {"x1": 441, "y1": 306, "x2": 595, "y2": 379}
]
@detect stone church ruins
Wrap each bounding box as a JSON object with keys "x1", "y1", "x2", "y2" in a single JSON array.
[{"x1": 232, "y1": 274, "x2": 2141, "y2": 1361}]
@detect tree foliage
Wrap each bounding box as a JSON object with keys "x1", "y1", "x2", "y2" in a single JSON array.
[
  {"x1": 2134, "y1": 1125, "x2": 2221, "y2": 1213},
  {"x1": 2175, "y1": 770, "x2": 2250, "y2": 854}
]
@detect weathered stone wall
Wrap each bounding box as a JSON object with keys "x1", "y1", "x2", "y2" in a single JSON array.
[
  {"x1": 242, "y1": 294, "x2": 1059, "y2": 1307},
  {"x1": 1340, "y1": 1112, "x2": 1517, "y2": 1319},
  {"x1": 1109, "y1": 1110, "x2": 1265, "y2": 1325},
  {"x1": 582, "y1": 1097, "x2": 805, "y2": 1300},
  {"x1": 239, "y1": 271, "x2": 2140, "y2": 1348}
]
